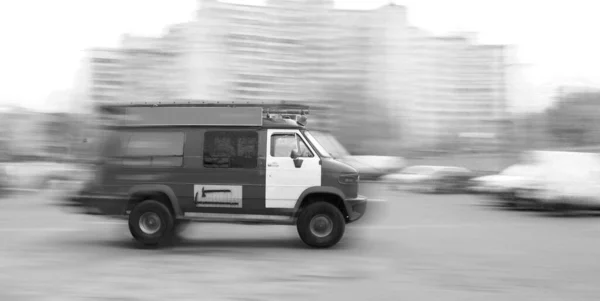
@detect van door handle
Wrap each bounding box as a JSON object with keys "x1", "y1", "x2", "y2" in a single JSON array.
[{"x1": 268, "y1": 163, "x2": 279, "y2": 168}]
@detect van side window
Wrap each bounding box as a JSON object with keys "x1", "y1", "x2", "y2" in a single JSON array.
[
  {"x1": 120, "y1": 131, "x2": 185, "y2": 167},
  {"x1": 271, "y1": 134, "x2": 314, "y2": 158},
  {"x1": 204, "y1": 131, "x2": 258, "y2": 169}
]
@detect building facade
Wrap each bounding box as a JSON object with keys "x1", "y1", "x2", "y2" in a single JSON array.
[
  {"x1": 192, "y1": 0, "x2": 339, "y2": 130},
  {"x1": 363, "y1": 4, "x2": 508, "y2": 150},
  {"x1": 120, "y1": 30, "x2": 189, "y2": 104},
  {"x1": 85, "y1": 1, "x2": 510, "y2": 152},
  {"x1": 88, "y1": 48, "x2": 123, "y2": 105},
  {"x1": 403, "y1": 35, "x2": 507, "y2": 150}
]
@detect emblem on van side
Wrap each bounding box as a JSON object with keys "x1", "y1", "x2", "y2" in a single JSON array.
[{"x1": 194, "y1": 185, "x2": 243, "y2": 208}]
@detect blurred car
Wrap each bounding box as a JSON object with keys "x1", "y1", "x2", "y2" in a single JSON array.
[
  {"x1": 44, "y1": 162, "x2": 96, "y2": 195},
  {"x1": 2, "y1": 157, "x2": 93, "y2": 194},
  {"x1": 467, "y1": 164, "x2": 537, "y2": 194},
  {"x1": 380, "y1": 165, "x2": 473, "y2": 193},
  {"x1": 527, "y1": 152, "x2": 600, "y2": 211},
  {"x1": 467, "y1": 151, "x2": 590, "y2": 207},
  {"x1": 467, "y1": 163, "x2": 545, "y2": 205},
  {"x1": 309, "y1": 131, "x2": 405, "y2": 180}
]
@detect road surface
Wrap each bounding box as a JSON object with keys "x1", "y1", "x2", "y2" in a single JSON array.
[{"x1": 1, "y1": 184, "x2": 600, "y2": 300}]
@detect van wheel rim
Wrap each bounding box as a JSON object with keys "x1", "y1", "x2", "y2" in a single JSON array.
[
  {"x1": 139, "y1": 212, "x2": 161, "y2": 235},
  {"x1": 309, "y1": 214, "x2": 333, "y2": 238}
]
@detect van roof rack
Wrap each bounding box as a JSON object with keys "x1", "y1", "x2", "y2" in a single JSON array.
[
  {"x1": 96, "y1": 101, "x2": 310, "y2": 127},
  {"x1": 97, "y1": 101, "x2": 310, "y2": 115}
]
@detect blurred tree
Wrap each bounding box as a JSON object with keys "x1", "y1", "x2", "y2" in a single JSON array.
[
  {"x1": 546, "y1": 90, "x2": 600, "y2": 147},
  {"x1": 511, "y1": 112, "x2": 553, "y2": 150}
]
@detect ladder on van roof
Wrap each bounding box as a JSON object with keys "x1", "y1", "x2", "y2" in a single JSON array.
[{"x1": 96, "y1": 101, "x2": 310, "y2": 127}]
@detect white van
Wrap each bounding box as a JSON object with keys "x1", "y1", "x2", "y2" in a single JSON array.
[
  {"x1": 469, "y1": 151, "x2": 581, "y2": 206},
  {"x1": 532, "y1": 152, "x2": 600, "y2": 210}
]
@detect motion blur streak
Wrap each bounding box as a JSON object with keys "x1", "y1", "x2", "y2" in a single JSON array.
[{"x1": 1, "y1": 0, "x2": 600, "y2": 300}]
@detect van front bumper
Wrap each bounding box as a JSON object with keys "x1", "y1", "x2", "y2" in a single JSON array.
[
  {"x1": 58, "y1": 194, "x2": 128, "y2": 216},
  {"x1": 345, "y1": 195, "x2": 367, "y2": 223}
]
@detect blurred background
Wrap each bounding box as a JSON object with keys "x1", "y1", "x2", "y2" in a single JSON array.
[
  {"x1": 4, "y1": 1, "x2": 600, "y2": 300},
  {"x1": 1, "y1": 0, "x2": 599, "y2": 189}
]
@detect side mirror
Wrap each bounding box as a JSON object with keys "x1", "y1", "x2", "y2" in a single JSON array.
[
  {"x1": 293, "y1": 158, "x2": 304, "y2": 168},
  {"x1": 290, "y1": 149, "x2": 299, "y2": 159},
  {"x1": 290, "y1": 149, "x2": 303, "y2": 168}
]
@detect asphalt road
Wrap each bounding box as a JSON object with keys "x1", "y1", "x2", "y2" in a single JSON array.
[{"x1": 2, "y1": 185, "x2": 600, "y2": 300}]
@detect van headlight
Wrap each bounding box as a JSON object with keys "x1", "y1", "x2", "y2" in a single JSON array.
[{"x1": 339, "y1": 174, "x2": 359, "y2": 184}]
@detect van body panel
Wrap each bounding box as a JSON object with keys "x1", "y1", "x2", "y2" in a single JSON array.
[
  {"x1": 64, "y1": 108, "x2": 367, "y2": 224},
  {"x1": 265, "y1": 129, "x2": 322, "y2": 209}
]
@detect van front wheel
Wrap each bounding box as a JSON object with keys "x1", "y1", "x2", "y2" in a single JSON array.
[
  {"x1": 297, "y1": 202, "x2": 345, "y2": 248},
  {"x1": 128, "y1": 200, "x2": 174, "y2": 246}
]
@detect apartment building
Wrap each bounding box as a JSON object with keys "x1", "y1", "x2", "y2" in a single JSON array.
[
  {"x1": 88, "y1": 48, "x2": 123, "y2": 105},
  {"x1": 120, "y1": 28, "x2": 188, "y2": 104},
  {"x1": 192, "y1": 0, "x2": 338, "y2": 131},
  {"x1": 404, "y1": 35, "x2": 507, "y2": 149},
  {"x1": 85, "y1": 0, "x2": 510, "y2": 152},
  {"x1": 364, "y1": 4, "x2": 508, "y2": 150},
  {"x1": 364, "y1": 4, "x2": 412, "y2": 145}
]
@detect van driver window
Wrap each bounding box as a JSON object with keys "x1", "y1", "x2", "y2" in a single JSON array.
[
  {"x1": 204, "y1": 131, "x2": 258, "y2": 169},
  {"x1": 271, "y1": 134, "x2": 313, "y2": 158}
]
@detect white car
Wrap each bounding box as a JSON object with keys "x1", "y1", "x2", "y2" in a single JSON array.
[
  {"x1": 468, "y1": 164, "x2": 541, "y2": 194},
  {"x1": 533, "y1": 152, "x2": 600, "y2": 210},
  {"x1": 469, "y1": 151, "x2": 600, "y2": 207},
  {"x1": 380, "y1": 165, "x2": 472, "y2": 193}
]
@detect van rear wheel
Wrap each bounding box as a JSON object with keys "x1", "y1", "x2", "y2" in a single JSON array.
[
  {"x1": 128, "y1": 200, "x2": 174, "y2": 246},
  {"x1": 297, "y1": 202, "x2": 345, "y2": 248}
]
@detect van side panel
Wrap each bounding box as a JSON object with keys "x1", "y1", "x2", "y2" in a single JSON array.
[
  {"x1": 100, "y1": 128, "x2": 191, "y2": 212},
  {"x1": 182, "y1": 128, "x2": 267, "y2": 214},
  {"x1": 99, "y1": 127, "x2": 280, "y2": 216}
]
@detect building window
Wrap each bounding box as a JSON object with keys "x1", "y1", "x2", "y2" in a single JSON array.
[
  {"x1": 271, "y1": 134, "x2": 313, "y2": 158},
  {"x1": 204, "y1": 131, "x2": 258, "y2": 169},
  {"x1": 119, "y1": 131, "x2": 185, "y2": 167}
]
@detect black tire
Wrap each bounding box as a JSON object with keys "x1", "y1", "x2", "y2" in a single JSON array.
[
  {"x1": 297, "y1": 202, "x2": 345, "y2": 248},
  {"x1": 128, "y1": 200, "x2": 175, "y2": 247}
]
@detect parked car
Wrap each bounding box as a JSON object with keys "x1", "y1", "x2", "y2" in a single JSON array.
[
  {"x1": 468, "y1": 164, "x2": 535, "y2": 193},
  {"x1": 380, "y1": 165, "x2": 473, "y2": 193},
  {"x1": 468, "y1": 150, "x2": 593, "y2": 208},
  {"x1": 527, "y1": 151, "x2": 600, "y2": 211},
  {"x1": 309, "y1": 131, "x2": 406, "y2": 180}
]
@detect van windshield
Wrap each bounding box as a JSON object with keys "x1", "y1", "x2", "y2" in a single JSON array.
[
  {"x1": 303, "y1": 131, "x2": 332, "y2": 158},
  {"x1": 306, "y1": 131, "x2": 350, "y2": 159}
]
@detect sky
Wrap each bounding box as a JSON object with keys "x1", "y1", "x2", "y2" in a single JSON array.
[{"x1": 0, "y1": 0, "x2": 599, "y2": 112}]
